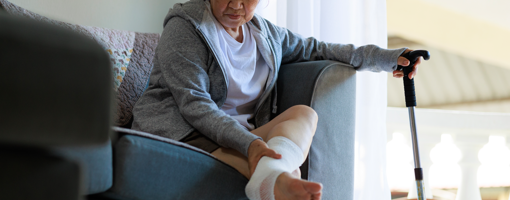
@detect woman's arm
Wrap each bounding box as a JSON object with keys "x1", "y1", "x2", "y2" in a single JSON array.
[
  {"x1": 156, "y1": 17, "x2": 260, "y2": 157},
  {"x1": 274, "y1": 24, "x2": 407, "y2": 72}
]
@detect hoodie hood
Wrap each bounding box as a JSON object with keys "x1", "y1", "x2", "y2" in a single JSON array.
[{"x1": 163, "y1": 0, "x2": 206, "y2": 28}]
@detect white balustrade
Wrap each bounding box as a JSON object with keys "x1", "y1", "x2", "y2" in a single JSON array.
[
  {"x1": 478, "y1": 136, "x2": 510, "y2": 187},
  {"x1": 429, "y1": 134, "x2": 461, "y2": 189},
  {"x1": 455, "y1": 134, "x2": 488, "y2": 200},
  {"x1": 386, "y1": 107, "x2": 510, "y2": 200}
]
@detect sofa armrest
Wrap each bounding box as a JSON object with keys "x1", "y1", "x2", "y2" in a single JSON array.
[{"x1": 277, "y1": 60, "x2": 356, "y2": 200}]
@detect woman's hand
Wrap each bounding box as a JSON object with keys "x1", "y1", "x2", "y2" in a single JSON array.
[
  {"x1": 247, "y1": 139, "x2": 282, "y2": 176},
  {"x1": 393, "y1": 49, "x2": 423, "y2": 79}
]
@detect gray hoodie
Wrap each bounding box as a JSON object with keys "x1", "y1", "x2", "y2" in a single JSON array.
[{"x1": 131, "y1": 0, "x2": 406, "y2": 156}]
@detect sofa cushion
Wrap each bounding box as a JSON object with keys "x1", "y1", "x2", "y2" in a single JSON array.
[
  {"x1": 109, "y1": 134, "x2": 249, "y2": 200},
  {"x1": 0, "y1": 0, "x2": 160, "y2": 126},
  {"x1": 53, "y1": 141, "x2": 113, "y2": 195}
]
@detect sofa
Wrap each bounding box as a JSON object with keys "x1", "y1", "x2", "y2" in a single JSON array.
[{"x1": 0, "y1": 1, "x2": 357, "y2": 199}]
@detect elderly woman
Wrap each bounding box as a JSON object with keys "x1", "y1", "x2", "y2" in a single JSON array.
[{"x1": 132, "y1": 0, "x2": 420, "y2": 199}]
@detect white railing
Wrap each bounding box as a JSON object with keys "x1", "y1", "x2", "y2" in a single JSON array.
[{"x1": 386, "y1": 107, "x2": 510, "y2": 200}]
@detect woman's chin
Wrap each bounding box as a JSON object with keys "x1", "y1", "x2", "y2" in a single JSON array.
[{"x1": 220, "y1": 20, "x2": 244, "y2": 29}]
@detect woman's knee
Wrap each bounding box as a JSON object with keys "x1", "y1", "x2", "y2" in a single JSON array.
[{"x1": 287, "y1": 105, "x2": 318, "y2": 128}]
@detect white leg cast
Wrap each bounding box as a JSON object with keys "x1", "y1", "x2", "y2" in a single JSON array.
[{"x1": 245, "y1": 136, "x2": 304, "y2": 200}]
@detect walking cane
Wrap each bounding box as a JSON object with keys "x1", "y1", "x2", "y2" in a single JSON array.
[{"x1": 397, "y1": 50, "x2": 430, "y2": 200}]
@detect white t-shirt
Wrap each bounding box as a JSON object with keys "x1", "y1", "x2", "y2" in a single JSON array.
[{"x1": 214, "y1": 22, "x2": 270, "y2": 130}]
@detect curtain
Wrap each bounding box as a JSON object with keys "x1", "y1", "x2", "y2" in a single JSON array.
[{"x1": 256, "y1": 0, "x2": 391, "y2": 199}]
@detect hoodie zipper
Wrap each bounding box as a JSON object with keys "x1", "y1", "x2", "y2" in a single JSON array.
[
  {"x1": 265, "y1": 37, "x2": 278, "y2": 116},
  {"x1": 272, "y1": 83, "x2": 278, "y2": 114},
  {"x1": 196, "y1": 29, "x2": 229, "y2": 107},
  {"x1": 253, "y1": 37, "x2": 279, "y2": 126}
]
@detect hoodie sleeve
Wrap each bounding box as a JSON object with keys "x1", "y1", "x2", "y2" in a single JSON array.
[
  {"x1": 274, "y1": 25, "x2": 407, "y2": 72},
  {"x1": 156, "y1": 17, "x2": 261, "y2": 157}
]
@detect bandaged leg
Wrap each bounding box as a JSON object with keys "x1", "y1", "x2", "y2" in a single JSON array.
[{"x1": 245, "y1": 136, "x2": 304, "y2": 200}]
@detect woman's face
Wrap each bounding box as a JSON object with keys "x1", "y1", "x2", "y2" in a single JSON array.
[{"x1": 210, "y1": 0, "x2": 259, "y2": 30}]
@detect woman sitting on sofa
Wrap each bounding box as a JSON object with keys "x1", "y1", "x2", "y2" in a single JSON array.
[{"x1": 132, "y1": 0, "x2": 421, "y2": 199}]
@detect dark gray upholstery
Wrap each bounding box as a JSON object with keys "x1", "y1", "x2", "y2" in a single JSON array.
[
  {"x1": 109, "y1": 135, "x2": 249, "y2": 200},
  {"x1": 96, "y1": 60, "x2": 356, "y2": 200},
  {"x1": 0, "y1": 11, "x2": 112, "y2": 146},
  {"x1": 54, "y1": 141, "x2": 113, "y2": 194}
]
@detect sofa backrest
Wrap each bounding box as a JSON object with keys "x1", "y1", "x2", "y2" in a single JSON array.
[{"x1": 0, "y1": 0, "x2": 160, "y2": 127}]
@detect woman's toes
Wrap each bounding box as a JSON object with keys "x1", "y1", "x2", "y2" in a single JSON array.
[
  {"x1": 303, "y1": 181, "x2": 322, "y2": 194},
  {"x1": 312, "y1": 192, "x2": 322, "y2": 200},
  {"x1": 275, "y1": 172, "x2": 323, "y2": 200}
]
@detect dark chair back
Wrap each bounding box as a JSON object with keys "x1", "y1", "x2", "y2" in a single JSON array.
[{"x1": 0, "y1": 12, "x2": 113, "y2": 200}]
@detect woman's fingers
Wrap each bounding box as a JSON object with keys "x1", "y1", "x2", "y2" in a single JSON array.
[
  {"x1": 393, "y1": 70, "x2": 404, "y2": 78},
  {"x1": 398, "y1": 56, "x2": 410, "y2": 67},
  {"x1": 248, "y1": 145, "x2": 282, "y2": 175},
  {"x1": 264, "y1": 149, "x2": 282, "y2": 159},
  {"x1": 409, "y1": 57, "x2": 422, "y2": 79},
  {"x1": 394, "y1": 56, "x2": 422, "y2": 79}
]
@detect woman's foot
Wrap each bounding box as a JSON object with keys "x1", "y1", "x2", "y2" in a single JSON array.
[{"x1": 274, "y1": 172, "x2": 322, "y2": 200}]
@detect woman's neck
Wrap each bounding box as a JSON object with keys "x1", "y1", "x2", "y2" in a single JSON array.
[{"x1": 223, "y1": 25, "x2": 244, "y2": 43}]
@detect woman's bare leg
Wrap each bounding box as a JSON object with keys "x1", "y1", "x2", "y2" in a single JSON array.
[
  {"x1": 212, "y1": 105, "x2": 317, "y2": 177},
  {"x1": 211, "y1": 105, "x2": 322, "y2": 199},
  {"x1": 251, "y1": 105, "x2": 317, "y2": 161}
]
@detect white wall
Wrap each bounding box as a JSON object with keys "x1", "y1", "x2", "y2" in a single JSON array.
[{"x1": 9, "y1": 0, "x2": 188, "y2": 34}]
